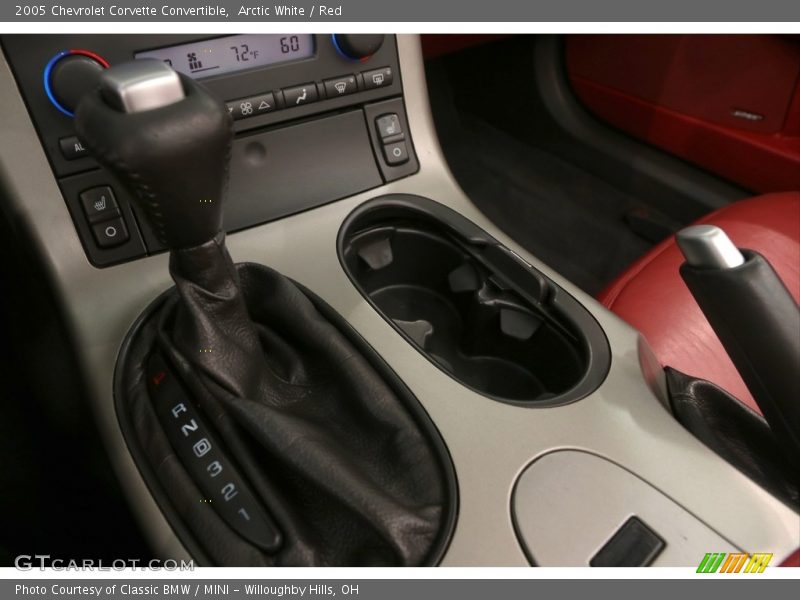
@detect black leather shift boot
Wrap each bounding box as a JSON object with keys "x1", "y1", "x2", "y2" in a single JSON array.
[
  {"x1": 116, "y1": 234, "x2": 456, "y2": 566},
  {"x1": 666, "y1": 368, "x2": 798, "y2": 509}
]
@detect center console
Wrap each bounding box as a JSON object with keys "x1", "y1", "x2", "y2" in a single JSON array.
[{"x1": 0, "y1": 34, "x2": 796, "y2": 566}]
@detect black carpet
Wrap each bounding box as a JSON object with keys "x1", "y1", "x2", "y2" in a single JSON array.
[{"x1": 438, "y1": 114, "x2": 660, "y2": 295}]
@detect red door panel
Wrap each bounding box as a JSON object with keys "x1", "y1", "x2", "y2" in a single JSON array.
[{"x1": 566, "y1": 35, "x2": 800, "y2": 193}]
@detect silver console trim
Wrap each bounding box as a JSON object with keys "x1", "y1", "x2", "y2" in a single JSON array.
[{"x1": 0, "y1": 34, "x2": 796, "y2": 566}]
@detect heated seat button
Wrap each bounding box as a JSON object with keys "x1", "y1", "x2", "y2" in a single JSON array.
[
  {"x1": 324, "y1": 74, "x2": 357, "y2": 98},
  {"x1": 282, "y1": 83, "x2": 318, "y2": 107},
  {"x1": 375, "y1": 113, "x2": 403, "y2": 140},
  {"x1": 362, "y1": 66, "x2": 393, "y2": 90},
  {"x1": 382, "y1": 140, "x2": 409, "y2": 165},
  {"x1": 80, "y1": 186, "x2": 120, "y2": 223},
  {"x1": 91, "y1": 217, "x2": 129, "y2": 248},
  {"x1": 59, "y1": 136, "x2": 90, "y2": 160}
]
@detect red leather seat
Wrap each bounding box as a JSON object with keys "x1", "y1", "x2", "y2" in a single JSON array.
[{"x1": 598, "y1": 192, "x2": 800, "y2": 414}]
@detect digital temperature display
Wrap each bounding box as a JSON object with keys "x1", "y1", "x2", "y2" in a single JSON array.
[{"x1": 135, "y1": 34, "x2": 314, "y2": 79}]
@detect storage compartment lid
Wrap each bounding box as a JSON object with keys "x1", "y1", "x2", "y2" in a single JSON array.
[{"x1": 512, "y1": 450, "x2": 737, "y2": 566}]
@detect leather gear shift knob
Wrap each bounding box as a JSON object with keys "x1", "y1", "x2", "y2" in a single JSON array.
[{"x1": 74, "y1": 59, "x2": 233, "y2": 249}]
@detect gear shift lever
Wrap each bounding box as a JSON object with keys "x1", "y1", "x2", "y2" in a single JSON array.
[
  {"x1": 75, "y1": 59, "x2": 230, "y2": 249},
  {"x1": 77, "y1": 59, "x2": 265, "y2": 396},
  {"x1": 75, "y1": 60, "x2": 453, "y2": 566}
]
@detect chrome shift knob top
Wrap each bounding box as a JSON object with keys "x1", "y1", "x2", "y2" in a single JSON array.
[{"x1": 99, "y1": 58, "x2": 184, "y2": 113}]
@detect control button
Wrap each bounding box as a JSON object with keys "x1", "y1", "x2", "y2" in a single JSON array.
[
  {"x1": 590, "y1": 517, "x2": 666, "y2": 567},
  {"x1": 324, "y1": 75, "x2": 357, "y2": 98},
  {"x1": 228, "y1": 98, "x2": 255, "y2": 120},
  {"x1": 91, "y1": 217, "x2": 129, "y2": 248},
  {"x1": 250, "y1": 92, "x2": 276, "y2": 115},
  {"x1": 44, "y1": 49, "x2": 109, "y2": 117},
  {"x1": 282, "y1": 83, "x2": 318, "y2": 107},
  {"x1": 375, "y1": 114, "x2": 403, "y2": 140},
  {"x1": 382, "y1": 140, "x2": 409, "y2": 166},
  {"x1": 80, "y1": 186, "x2": 120, "y2": 223},
  {"x1": 227, "y1": 92, "x2": 276, "y2": 120},
  {"x1": 362, "y1": 67, "x2": 393, "y2": 90},
  {"x1": 59, "y1": 136, "x2": 90, "y2": 160}
]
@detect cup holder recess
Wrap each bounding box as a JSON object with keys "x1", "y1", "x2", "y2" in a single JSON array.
[{"x1": 337, "y1": 195, "x2": 611, "y2": 406}]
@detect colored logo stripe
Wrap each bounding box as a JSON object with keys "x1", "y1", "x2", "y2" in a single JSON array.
[
  {"x1": 720, "y1": 553, "x2": 749, "y2": 573},
  {"x1": 744, "y1": 553, "x2": 773, "y2": 573},
  {"x1": 697, "y1": 552, "x2": 772, "y2": 573},
  {"x1": 697, "y1": 553, "x2": 726, "y2": 573}
]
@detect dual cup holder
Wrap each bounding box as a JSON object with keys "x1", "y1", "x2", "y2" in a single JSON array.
[{"x1": 338, "y1": 195, "x2": 610, "y2": 406}]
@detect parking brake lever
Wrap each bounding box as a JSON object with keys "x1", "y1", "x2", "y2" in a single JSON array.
[
  {"x1": 74, "y1": 58, "x2": 232, "y2": 249},
  {"x1": 676, "y1": 225, "x2": 800, "y2": 466}
]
